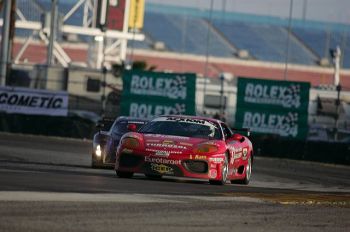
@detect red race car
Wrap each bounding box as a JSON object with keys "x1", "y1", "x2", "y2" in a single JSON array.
[{"x1": 115, "y1": 115, "x2": 253, "y2": 185}]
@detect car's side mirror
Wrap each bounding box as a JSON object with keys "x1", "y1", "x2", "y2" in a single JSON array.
[
  {"x1": 232, "y1": 133, "x2": 245, "y2": 142},
  {"x1": 127, "y1": 124, "x2": 137, "y2": 132}
]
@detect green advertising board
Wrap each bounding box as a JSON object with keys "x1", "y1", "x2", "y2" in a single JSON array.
[
  {"x1": 120, "y1": 99, "x2": 195, "y2": 118},
  {"x1": 235, "y1": 77, "x2": 310, "y2": 139},
  {"x1": 121, "y1": 70, "x2": 196, "y2": 118}
]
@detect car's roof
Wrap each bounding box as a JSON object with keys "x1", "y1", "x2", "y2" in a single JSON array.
[{"x1": 156, "y1": 115, "x2": 222, "y2": 124}]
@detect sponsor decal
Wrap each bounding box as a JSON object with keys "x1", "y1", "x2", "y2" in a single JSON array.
[
  {"x1": 157, "y1": 116, "x2": 219, "y2": 130},
  {"x1": 209, "y1": 169, "x2": 217, "y2": 178},
  {"x1": 234, "y1": 152, "x2": 242, "y2": 159},
  {"x1": 203, "y1": 141, "x2": 218, "y2": 145},
  {"x1": 209, "y1": 157, "x2": 224, "y2": 163},
  {"x1": 145, "y1": 156, "x2": 181, "y2": 165},
  {"x1": 210, "y1": 163, "x2": 217, "y2": 169},
  {"x1": 189, "y1": 154, "x2": 206, "y2": 160},
  {"x1": 147, "y1": 143, "x2": 186, "y2": 149},
  {"x1": 151, "y1": 163, "x2": 174, "y2": 175},
  {"x1": 162, "y1": 140, "x2": 174, "y2": 144},
  {"x1": 0, "y1": 86, "x2": 68, "y2": 116},
  {"x1": 155, "y1": 150, "x2": 170, "y2": 157},
  {"x1": 243, "y1": 148, "x2": 248, "y2": 157},
  {"x1": 179, "y1": 142, "x2": 193, "y2": 146},
  {"x1": 145, "y1": 148, "x2": 182, "y2": 155},
  {"x1": 166, "y1": 117, "x2": 205, "y2": 124}
]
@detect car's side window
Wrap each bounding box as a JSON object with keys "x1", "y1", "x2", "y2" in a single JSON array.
[{"x1": 221, "y1": 123, "x2": 233, "y2": 139}]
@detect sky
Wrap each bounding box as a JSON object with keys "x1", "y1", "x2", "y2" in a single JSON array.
[{"x1": 147, "y1": 0, "x2": 350, "y2": 25}]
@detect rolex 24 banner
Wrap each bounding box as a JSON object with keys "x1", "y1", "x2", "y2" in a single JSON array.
[
  {"x1": 121, "y1": 70, "x2": 196, "y2": 118},
  {"x1": 0, "y1": 86, "x2": 68, "y2": 116},
  {"x1": 235, "y1": 77, "x2": 310, "y2": 139}
]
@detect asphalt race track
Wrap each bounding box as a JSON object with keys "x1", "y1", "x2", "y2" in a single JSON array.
[{"x1": 0, "y1": 132, "x2": 349, "y2": 232}]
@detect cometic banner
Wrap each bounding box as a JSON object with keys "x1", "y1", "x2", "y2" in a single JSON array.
[
  {"x1": 0, "y1": 86, "x2": 68, "y2": 116},
  {"x1": 121, "y1": 70, "x2": 196, "y2": 118},
  {"x1": 235, "y1": 78, "x2": 310, "y2": 139}
]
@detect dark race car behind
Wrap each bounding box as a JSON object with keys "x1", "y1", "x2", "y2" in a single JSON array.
[{"x1": 91, "y1": 116, "x2": 148, "y2": 168}]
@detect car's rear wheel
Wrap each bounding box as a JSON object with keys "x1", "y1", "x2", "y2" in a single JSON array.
[
  {"x1": 209, "y1": 155, "x2": 228, "y2": 185},
  {"x1": 116, "y1": 170, "x2": 134, "y2": 178},
  {"x1": 231, "y1": 156, "x2": 252, "y2": 185}
]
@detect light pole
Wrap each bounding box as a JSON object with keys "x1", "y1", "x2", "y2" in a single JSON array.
[
  {"x1": 203, "y1": 0, "x2": 214, "y2": 112},
  {"x1": 219, "y1": 74, "x2": 225, "y2": 120},
  {"x1": 0, "y1": 0, "x2": 12, "y2": 86},
  {"x1": 47, "y1": 0, "x2": 58, "y2": 66},
  {"x1": 330, "y1": 46, "x2": 342, "y2": 141},
  {"x1": 284, "y1": 0, "x2": 294, "y2": 81}
]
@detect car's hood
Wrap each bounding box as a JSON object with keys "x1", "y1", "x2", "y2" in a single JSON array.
[{"x1": 143, "y1": 133, "x2": 208, "y2": 151}]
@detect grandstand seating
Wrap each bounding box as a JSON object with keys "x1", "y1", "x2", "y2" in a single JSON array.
[
  {"x1": 293, "y1": 28, "x2": 350, "y2": 68},
  {"x1": 142, "y1": 12, "x2": 235, "y2": 57},
  {"x1": 213, "y1": 21, "x2": 317, "y2": 65},
  {"x1": 12, "y1": 1, "x2": 350, "y2": 68}
]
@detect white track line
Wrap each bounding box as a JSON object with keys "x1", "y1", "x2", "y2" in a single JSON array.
[{"x1": 0, "y1": 191, "x2": 264, "y2": 203}]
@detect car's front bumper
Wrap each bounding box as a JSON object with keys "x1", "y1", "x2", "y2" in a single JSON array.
[{"x1": 115, "y1": 150, "x2": 226, "y2": 180}]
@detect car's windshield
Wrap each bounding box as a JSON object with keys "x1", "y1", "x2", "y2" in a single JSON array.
[
  {"x1": 111, "y1": 121, "x2": 145, "y2": 135},
  {"x1": 139, "y1": 117, "x2": 222, "y2": 140}
]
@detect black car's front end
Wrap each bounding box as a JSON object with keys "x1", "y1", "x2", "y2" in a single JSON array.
[
  {"x1": 91, "y1": 131, "x2": 118, "y2": 168},
  {"x1": 91, "y1": 117, "x2": 149, "y2": 168}
]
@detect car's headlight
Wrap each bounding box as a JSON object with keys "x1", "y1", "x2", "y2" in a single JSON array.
[
  {"x1": 95, "y1": 144, "x2": 102, "y2": 157},
  {"x1": 193, "y1": 143, "x2": 218, "y2": 153},
  {"x1": 121, "y1": 137, "x2": 140, "y2": 149}
]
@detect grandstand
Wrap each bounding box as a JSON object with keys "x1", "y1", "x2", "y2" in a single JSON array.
[
  {"x1": 131, "y1": 3, "x2": 350, "y2": 68},
  {"x1": 10, "y1": 1, "x2": 350, "y2": 69}
]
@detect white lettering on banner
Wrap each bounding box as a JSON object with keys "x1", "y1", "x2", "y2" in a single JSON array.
[
  {"x1": 243, "y1": 112, "x2": 298, "y2": 137},
  {"x1": 244, "y1": 83, "x2": 301, "y2": 108},
  {"x1": 130, "y1": 74, "x2": 187, "y2": 100},
  {"x1": 0, "y1": 86, "x2": 68, "y2": 116},
  {"x1": 129, "y1": 103, "x2": 186, "y2": 119}
]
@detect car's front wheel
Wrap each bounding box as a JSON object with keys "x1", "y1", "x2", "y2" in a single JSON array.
[
  {"x1": 231, "y1": 156, "x2": 252, "y2": 185},
  {"x1": 209, "y1": 155, "x2": 228, "y2": 185},
  {"x1": 116, "y1": 170, "x2": 134, "y2": 178}
]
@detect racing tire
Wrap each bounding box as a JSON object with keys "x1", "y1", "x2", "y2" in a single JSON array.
[
  {"x1": 116, "y1": 170, "x2": 134, "y2": 178},
  {"x1": 209, "y1": 155, "x2": 228, "y2": 185},
  {"x1": 231, "y1": 156, "x2": 252, "y2": 185},
  {"x1": 91, "y1": 156, "x2": 101, "y2": 169},
  {"x1": 145, "y1": 174, "x2": 162, "y2": 179},
  {"x1": 91, "y1": 162, "x2": 99, "y2": 168}
]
